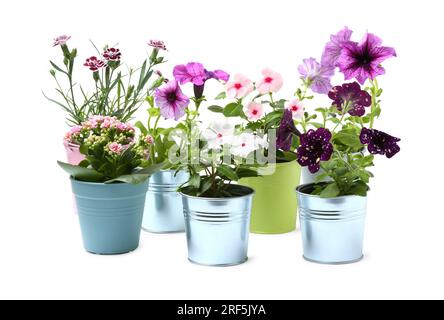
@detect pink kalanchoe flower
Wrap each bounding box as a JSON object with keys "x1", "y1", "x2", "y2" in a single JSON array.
[
  {"x1": 225, "y1": 74, "x2": 254, "y2": 99},
  {"x1": 148, "y1": 40, "x2": 167, "y2": 51},
  {"x1": 286, "y1": 99, "x2": 304, "y2": 119},
  {"x1": 244, "y1": 102, "x2": 265, "y2": 121},
  {"x1": 173, "y1": 62, "x2": 207, "y2": 86},
  {"x1": 84, "y1": 56, "x2": 106, "y2": 72},
  {"x1": 70, "y1": 125, "x2": 82, "y2": 134},
  {"x1": 103, "y1": 48, "x2": 121, "y2": 61},
  {"x1": 53, "y1": 35, "x2": 71, "y2": 47},
  {"x1": 256, "y1": 68, "x2": 283, "y2": 94},
  {"x1": 145, "y1": 135, "x2": 154, "y2": 144},
  {"x1": 108, "y1": 142, "x2": 123, "y2": 154}
]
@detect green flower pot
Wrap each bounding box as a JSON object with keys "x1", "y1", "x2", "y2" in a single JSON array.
[{"x1": 239, "y1": 161, "x2": 301, "y2": 234}]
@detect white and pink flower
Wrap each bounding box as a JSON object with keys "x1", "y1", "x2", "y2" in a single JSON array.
[
  {"x1": 231, "y1": 133, "x2": 261, "y2": 158},
  {"x1": 145, "y1": 135, "x2": 154, "y2": 144},
  {"x1": 256, "y1": 68, "x2": 283, "y2": 94},
  {"x1": 225, "y1": 74, "x2": 254, "y2": 99},
  {"x1": 286, "y1": 99, "x2": 304, "y2": 119},
  {"x1": 244, "y1": 101, "x2": 265, "y2": 121},
  {"x1": 53, "y1": 35, "x2": 71, "y2": 47},
  {"x1": 202, "y1": 121, "x2": 234, "y2": 150}
]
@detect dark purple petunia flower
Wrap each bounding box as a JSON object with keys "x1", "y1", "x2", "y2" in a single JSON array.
[
  {"x1": 328, "y1": 82, "x2": 372, "y2": 117},
  {"x1": 276, "y1": 110, "x2": 301, "y2": 151},
  {"x1": 84, "y1": 56, "x2": 106, "y2": 71},
  {"x1": 360, "y1": 128, "x2": 400, "y2": 158},
  {"x1": 337, "y1": 32, "x2": 396, "y2": 84},
  {"x1": 321, "y1": 27, "x2": 353, "y2": 68},
  {"x1": 103, "y1": 48, "x2": 121, "y2": 61},
  {"x1": 154, "y1": 80, "x2": 190, "y2": 121},
  {"x1": 297, "y1": 128, "x2": 333, "y2": 173}
]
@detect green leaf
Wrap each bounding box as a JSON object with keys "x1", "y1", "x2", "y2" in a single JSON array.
[
  {"x1": 105, "y1": 173, "x2": 150, "y2": 184},
  {"x1": 208, "y1": 105, "x2": 224, "y2": 113},
  {"x1": 49, "y1": 61, "x2": 68, "y2": 76},
  {"x1": 215, "y1": 92, "x2": 226, "y2": 100},
  {"x1": 198, "y1": 178, "x2": 213, "y2": 196},
  {"x1": 334, "y1": 132, "x2": 362, "y2": 149},
  {"x1": 217, "y1": 164, "x2": 239, "y2": 181},
  {"x1": 57, "y1": 161, "x2": 105, "y2": 182},
  {"x1": 223, "y1": 102, "x2": 243, "y2": 117},
  {"x1": 135, "y1": 162, "x2": 166, "y2": 176},
  {"x1": 148, "y1": 107, "x2": 161, "y2": 117},
  {"x1": 310, "y1": 122, "x2": 325, "y2": 129},
  {"x1": 135, "y1": 121, "x2": 148, "y2": 135},
  {"x1": 236, "y1": 168, "x2": 259, "y2": 179},
  {"x1": 79, "y1": 143, "x2": 89, "y2": 155},
  {"x1": 320, "y1": 182, "x2": 340, "y2": 198},
  {"x1": 78, "y1": 160, "x2": 90, "y2": 168},
  {"x1": 189, "y1": 173, "x2": 201, "y2": 189},
  {"x1": 348, "y1": 181, "x2": 369, "y2": 197}
]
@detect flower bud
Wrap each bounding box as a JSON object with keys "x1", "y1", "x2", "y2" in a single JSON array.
[
  {"x1": 50, "y1": 69, "x2": 56, "y2": 77},
  {"x1": 70, "y1": 48, "x2": 77, "y2": 59},
  {"x1": 93, "y1": 71, "x2": 100, "y2": 82}
]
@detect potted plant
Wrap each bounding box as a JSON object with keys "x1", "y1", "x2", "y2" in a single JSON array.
[
  {"x1": 293, "y1": 28, "x2": 399, "y2": 264},
  {"x1": 208, "y1": 70, "x2": 303, "y2": 234},
  {"x1": 178, "y1": 119, "x2": 264, "y2": 266},
  {"x1": 46, "y1": 35, "x2": 166, "y2": 164},
  {"x1": 134, "y1": 62, "x2": 229, "y2": 233},
  {"x1": 58, "y1": 115, "x2": 164, "y2": 254}
]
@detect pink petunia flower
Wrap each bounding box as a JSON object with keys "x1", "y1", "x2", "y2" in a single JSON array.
[
  {"x1": 244, "y1": 102, "x2": 265, "y2": 121},
  {"x1": 285, "y1": 99, "x2": 304, "y2": 119},
  {"x1": 84, "y1": 56, "x2": 106, "y2": 72},
  {"x1": 173, "y1": 62, "x2": 207, "y2": 86},
  {"x1": 53, "y1": 35, "x2": 71, "y2": 47},
  {"x1": 256, "y1": 68, "x2": 283, "y2": 94},
  {"x1": 225, "y1": 74, "x2": 254, "y2": 99}
]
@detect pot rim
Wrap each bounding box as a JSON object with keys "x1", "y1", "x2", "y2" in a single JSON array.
[
  {"x1": 296, "y1": 183, "x2": 367, "y2": 200},
  {"x1": 70, "y1": 176, "x2": 148, "y2": 187},
  {"x1": 180, "y1": 184, "x2": 255, "y2": 201}
]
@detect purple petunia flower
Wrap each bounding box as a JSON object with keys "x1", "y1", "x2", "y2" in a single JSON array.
[
  {"x1": 154, "y1": 80, "x2": 190, "y2": 121},
  {"x1": 328, "y1": 82, "x2": 372, "y2": 117},
  {"x1": 84, "y1": 56, "x2": 106, "y2": 71},
  {"x1": 173, "y1": 62, "x2": 207, "y2": 86},
  {"x1": 53, "y1": 35, "x2": 71, "y2": 47},
  {"x1": 276, "y1": 110, "x2": 301, "y2": 151},
  {"x1": 206, "y1": 69, "x2": 230, "y2": 82},
  {"x1": 103, "y1": 47, "x2": 121, "y2": 61},
  {"x1": 148, "y1": 40, "x2": 167, "y2": 51},
  {"x1": 297, "y1": 128, "x2": 333, "y2": 173},
  {"x1": 337, "y1": 32, "x2": 397, "y2": 84},
  {"x1": 360, "y1": 128, "x2": 400, "y2": 158},
  {"x1": 321, "y1": 27, "x2": 353, "y2": 68},
  {"x1": 298, "y1": 58, "x2": 334, "y2": 94}
]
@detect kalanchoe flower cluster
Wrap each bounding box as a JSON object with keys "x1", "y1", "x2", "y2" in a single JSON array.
[
  {"x1": 103, "y1": 48, "x2": 121, "y2": 61},
  {"x1": 84, "y1": 56, "x2": 106, "y2": 71},
  {"x1": 277, "y1": 110, "x2": 301, "y2": 151},
  {"x1": 360, "y1": 128, "x2": 400, "y2": 158},
  {"x1": 328, "y1": 82, "x2": 372, "y2": 117},
  {"x1": 64, "y1": 116, "x2": 135, "y2": 155},
  {"x1": 148, "y1": 40, "x2": 167, "y2": 51},
  {"x1": 53, "y1": 35, "x2": 71, "y2": 47},
  {"x1": 298, "y1": 58, "x2": 334, "y2": 94},
  {"x1": 154, "y1": 80, "x2": 190, "y2": 120},
  {"x1": 297, "y1": 128, "x2": 334, "y2": 174}
]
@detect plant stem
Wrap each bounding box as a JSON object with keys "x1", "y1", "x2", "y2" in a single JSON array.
[{"x1": 369, "y1": 79, "x2": 379, "y2": 129}]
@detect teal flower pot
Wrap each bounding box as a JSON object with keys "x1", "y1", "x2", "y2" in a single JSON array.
[{"x1": 70, "y1": 178, "x2": 149, "y2": 255}]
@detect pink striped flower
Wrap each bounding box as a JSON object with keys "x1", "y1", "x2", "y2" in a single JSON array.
[
  {"x1": 53, "y1": 35, "x2": 71, "y2": 47},
  {"x1": 84, "y1": 56, "x2": 106, "y2": 71}
]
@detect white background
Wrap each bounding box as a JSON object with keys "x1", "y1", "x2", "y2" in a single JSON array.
[{"x1": 0, "y1": 0, "x2": 443, "y2": 300}]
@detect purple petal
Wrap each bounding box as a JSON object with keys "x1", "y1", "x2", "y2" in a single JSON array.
[{"x1": 173, "y1": 64, "x2": 191, "y2": 85}]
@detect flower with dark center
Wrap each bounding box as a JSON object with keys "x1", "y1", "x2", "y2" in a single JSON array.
[
  {"x1": 83, "y1": 56, "x2": 106, "y2": 71},
  {"x1": 154, "y1": 80, "x2": 190, "y2": 120},
  {"x1": 103, "y1": 48, "x2": 121, "y2": 61},
  {"x1": 360, "y1": 128, "x2": 400, "y2": 158},
  {"x1": 53, "y1": 35, "x2": 71, "y2": 47},
  {"x1": 328, "y1": 82, "x2": 372, "y2": 117},
  {"x1": 276, "y1": 110, "x2": 301, "y2": 151},
  {"x1": 337, "y1": 32, "x2": 396, "y2": 84},
  {"x1": 148, "y1": 40, "x2": 167, "y2": 51},
  {"x1": 297, "y1": 128, "x2": 333, "y2": 173}
]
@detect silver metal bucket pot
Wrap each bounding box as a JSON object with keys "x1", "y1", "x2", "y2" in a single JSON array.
[
  {"x1": 181, "y1": 186, "x2": 254, "y2": 267},
  {"x1": 296, "y1": 184, "x2": 367, "y2": 264},
  {"x1": 142, "y1": 170, "x2": 189, "y2": 233}
]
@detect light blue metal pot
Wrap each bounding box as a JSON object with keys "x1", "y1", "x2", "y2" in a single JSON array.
[
  {"x1": 181, "y1": 186, "x2": 254, "y2": 267},
  {"x1": 70, "y1": 178, "x2": 149, "y2": 255},
  {"x1": 296, "y1": 184, "x2": 367, "y2": 264},
  {"x1": 142, "y1": 170, "x2": 189, "y2": 233}
]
